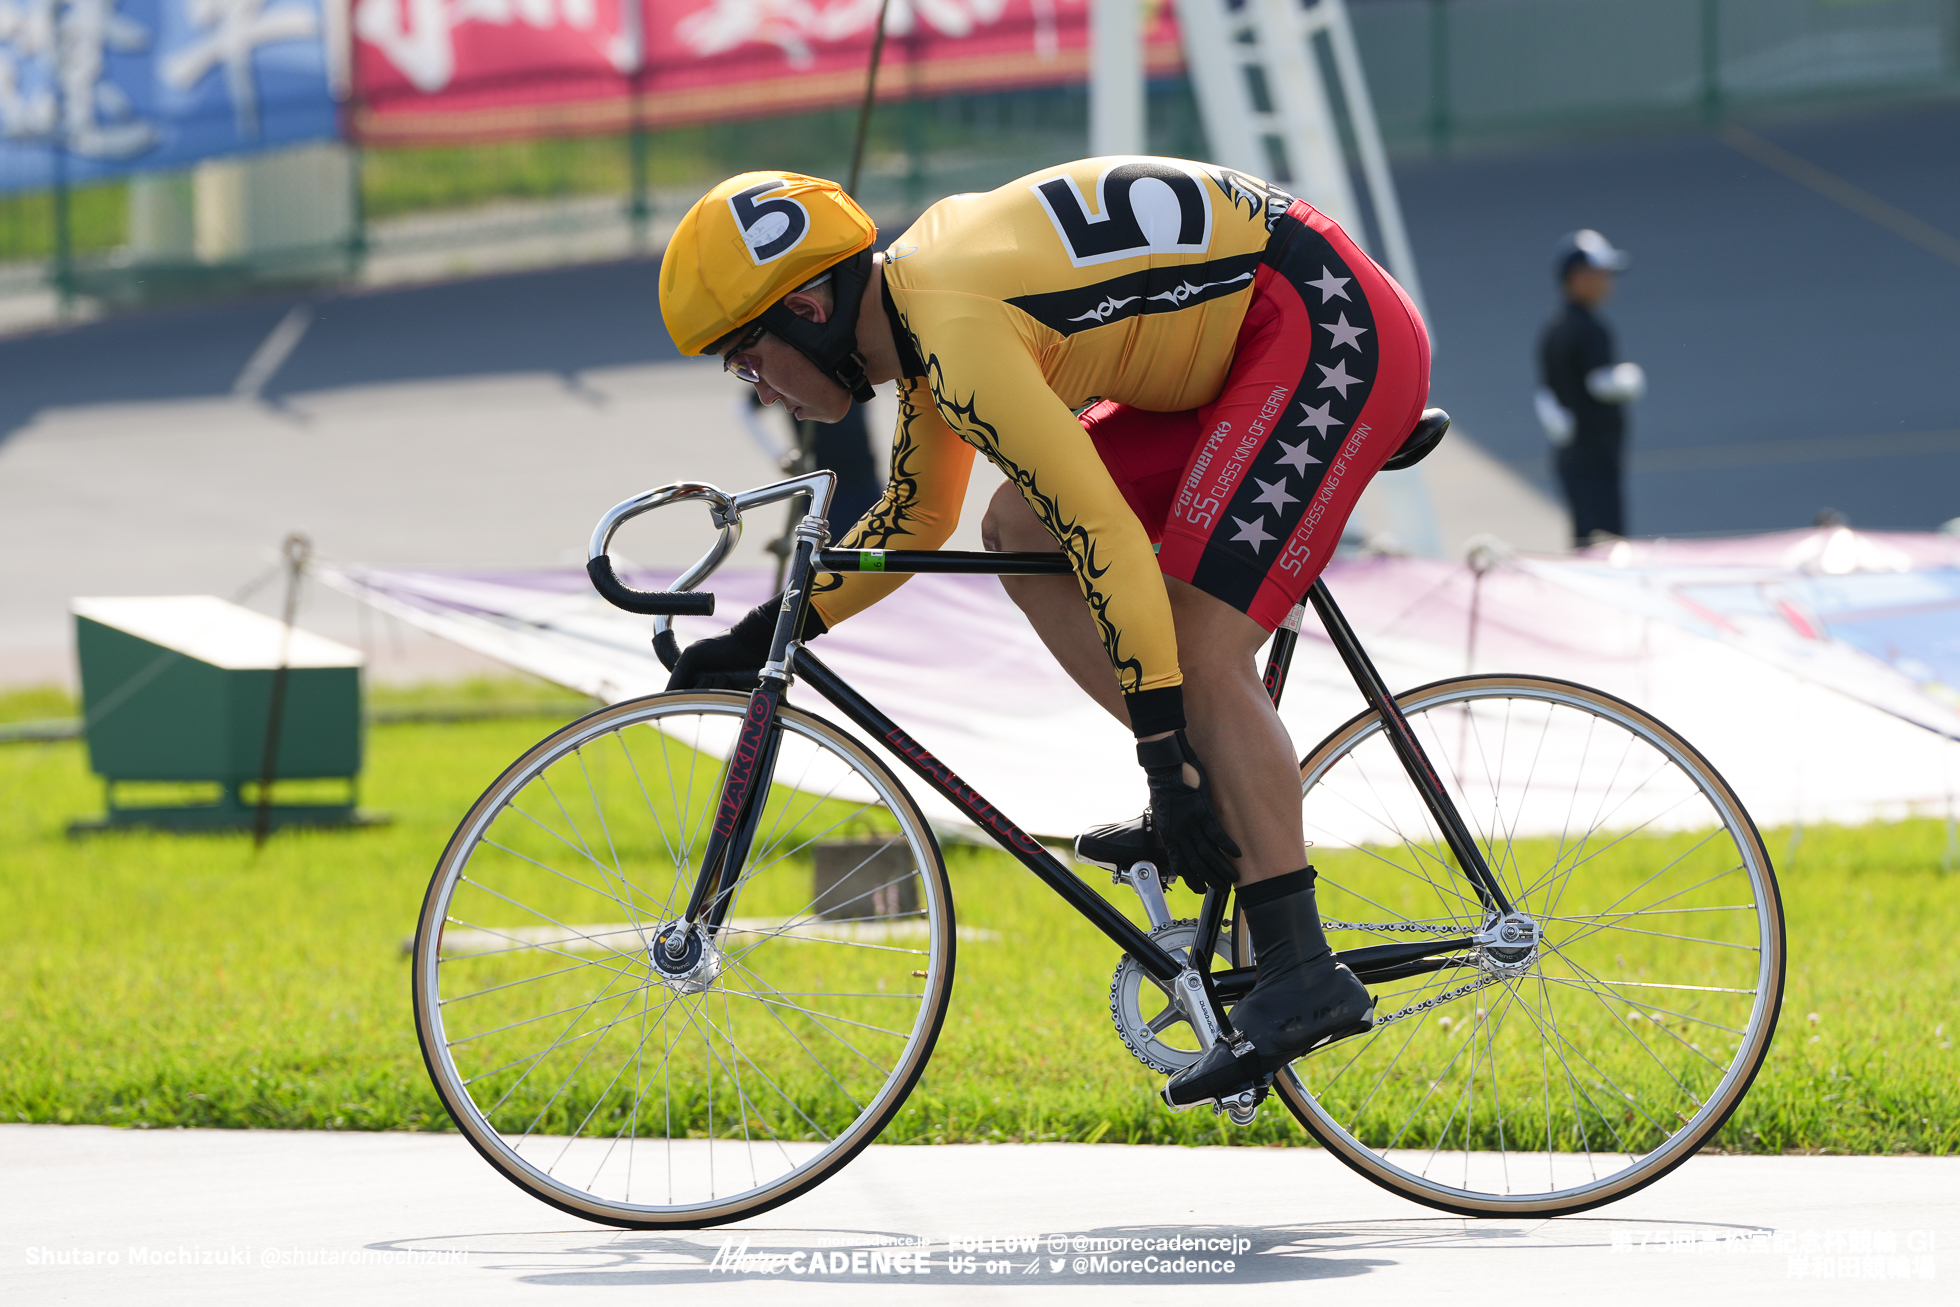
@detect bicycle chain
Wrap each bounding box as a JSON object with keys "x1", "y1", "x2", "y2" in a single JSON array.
[
  {"x1": 1368, "y1": 974, "x2": 1499, "y2": 1029},
  {"x1": 1322, "y1": 919, "x2": 1466, "y2": 937}
]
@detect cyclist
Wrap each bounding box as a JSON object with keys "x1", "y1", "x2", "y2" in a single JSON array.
[{"x1": 658, "y1": 161, "x2": 1431, "y2": 1109}]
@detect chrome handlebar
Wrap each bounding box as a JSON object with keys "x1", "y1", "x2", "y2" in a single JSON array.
[{"x1": 586, "y1": 471, "x2": 838, "y2": 655}]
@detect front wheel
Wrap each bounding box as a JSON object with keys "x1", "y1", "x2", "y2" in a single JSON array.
[
  {"x1": 412, "y1": 691, "x2": 955, "y2": 1228},
  {"x1": 1269, "y1": 675, "x2": 1785, "y2": 1216}
]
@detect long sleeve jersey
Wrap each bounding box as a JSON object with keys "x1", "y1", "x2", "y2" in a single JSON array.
[{"x1": 807, "y1": 156, "x2": 1291, "y2": 727}]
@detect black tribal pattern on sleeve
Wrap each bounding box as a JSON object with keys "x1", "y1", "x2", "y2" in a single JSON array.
[
  {"x1": 920, "y1": 353, "x2": 1147, "y2": 697},
  {"x1": 809, "y1": 382, "x2": 938, "y2": 604}
]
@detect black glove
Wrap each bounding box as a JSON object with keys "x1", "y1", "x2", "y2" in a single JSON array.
[
  {"x1": 666, "y1": 598, "x2": 826, "y2": 692},
  {"x1": 1138, "y1": 730, "x2": 1242, "y2": 893}
]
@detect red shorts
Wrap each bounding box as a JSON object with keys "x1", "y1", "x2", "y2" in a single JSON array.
[{"x1": 1082, "y1": 199, "x2": 1430, "y2": 630}]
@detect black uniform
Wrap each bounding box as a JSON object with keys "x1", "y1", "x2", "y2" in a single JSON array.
[{"x1": 1538, "y1": 300, "x2": 1626, "y2": 543}]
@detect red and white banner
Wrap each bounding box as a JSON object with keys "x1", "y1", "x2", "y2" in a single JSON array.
[{"x1": 349, "y1": 0, "x2": 1185, "y2": 145}]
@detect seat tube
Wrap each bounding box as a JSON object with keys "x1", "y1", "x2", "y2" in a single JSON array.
[{"x1": 1263, "y1": 625, "x2": 1300, "y2": 708}]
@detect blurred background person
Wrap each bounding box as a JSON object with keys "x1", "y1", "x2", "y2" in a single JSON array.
[{"x1": 1536, "y1": 229, "x2": 1645, "y2": 546}]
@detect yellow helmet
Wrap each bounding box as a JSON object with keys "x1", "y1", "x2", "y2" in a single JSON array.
[{"x1": 660, "y1": 172, "x2": 878, "y2": 357}]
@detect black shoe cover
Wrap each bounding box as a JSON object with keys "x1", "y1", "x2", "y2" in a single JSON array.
[{"x1": 1163, "y1": 868, "x2": 1374, "y2": 1108}]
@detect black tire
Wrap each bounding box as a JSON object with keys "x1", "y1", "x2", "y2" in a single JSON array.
[
  {"x1": 1260, "y1": 675, "x2": 1784, "y2": 1216},
  {"x1": 413, "y1": 691, "x2": 954, "y2": 1228}
]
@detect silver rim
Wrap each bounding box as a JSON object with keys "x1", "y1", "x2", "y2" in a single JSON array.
[
  {"x1": 415, "y1": 694, "x2": 952, "y2": 1226},
  {"x1": 1276, "y1": 676, "x2": 1783, "y2": 1214}
]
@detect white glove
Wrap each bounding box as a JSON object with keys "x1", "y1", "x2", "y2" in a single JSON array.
[
  {"x1": 1586, "y1": 361, "x2": 1646, "y2": 404},
  {"x1": 1534, "y1": 388, "x2": 1575, "y2": 446}
]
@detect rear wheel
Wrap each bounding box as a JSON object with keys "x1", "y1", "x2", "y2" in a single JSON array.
[
  {"x1": 1266, "y1": 675, "x2": 1784, "y2": 1216},
  {"x1": 413, "y1": 691, "x2": 954, "y2": 1228}
]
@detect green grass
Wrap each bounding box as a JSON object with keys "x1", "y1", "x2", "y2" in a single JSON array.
[
  {"x1": 354, "y1": 107, "x2": 990, "y2": 220},
  {"x1": 0, "y1": 694, "x2": 1954, "y2": 1151},
  {"x1": 0, "y1": 684, "x2": 78, "y2": 724},
  {"x1": 0, "y1": 181, "x2": 129, "y2": 263}
]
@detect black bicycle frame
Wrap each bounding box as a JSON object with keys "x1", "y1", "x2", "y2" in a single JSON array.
[{"x1": 676, "y1": 545, "x2": 1503, "y2": 1008}]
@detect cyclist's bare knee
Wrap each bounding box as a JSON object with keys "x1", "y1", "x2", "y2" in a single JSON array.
[
  {"x1": 982, "y1": 480, "x2": 1058, "y2": 554},
  {"x1": 1165, "y1": 575, "x2": 1268, "y2": 671}
]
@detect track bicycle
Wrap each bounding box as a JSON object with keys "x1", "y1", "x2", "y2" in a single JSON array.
[{"x1": 411, "y1": 409, "x2": 1785, "y2": 1228}]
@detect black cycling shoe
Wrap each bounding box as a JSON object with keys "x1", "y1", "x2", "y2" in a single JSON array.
[
  {"x1": 1163, "y1": 867, "x2": 1375, "y2": 1110},
  {"x1": 1074, "y1": 812, "x2": 1170, "y2": 877}
]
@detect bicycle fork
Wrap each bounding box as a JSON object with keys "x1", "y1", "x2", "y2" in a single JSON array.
[{"x1": 654, "y1": 491, "x2": 833, "y2": 974}]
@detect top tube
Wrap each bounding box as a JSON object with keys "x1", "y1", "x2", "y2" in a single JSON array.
[{"x1": 816, "y1": 549, "x2": 1072, "y2": 576}]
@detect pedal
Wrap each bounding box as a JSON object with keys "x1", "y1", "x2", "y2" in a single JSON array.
[{"x1": 1215, "y1": 1080, "x2": 1271, "y2": 1126}]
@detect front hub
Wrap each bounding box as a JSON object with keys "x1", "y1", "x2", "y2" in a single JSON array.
[{"x1": 649, "y1": 921, "x2": 723, "y2": 995}]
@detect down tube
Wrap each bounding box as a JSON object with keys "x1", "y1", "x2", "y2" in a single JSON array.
[{"x1": 793, "y1": 649, "x2": 1183, "y2": 985}]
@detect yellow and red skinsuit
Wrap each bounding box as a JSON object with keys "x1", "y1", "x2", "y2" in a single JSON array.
[{"x1": 808, "y1": 157, "x2": 1289, "y2": 719}]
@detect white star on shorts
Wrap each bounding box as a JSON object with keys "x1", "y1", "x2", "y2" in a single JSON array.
[
  {"x1": 1296, "y1": 400, "x2": 1342, "y2": 437},
  {"x1": 1251, "y1": 476, "x2": 1298, "y2": 510},
  {"x1": 1306, "y1": 268, "x2": 1351, "y2": 302},
  {"x1": 1317, "y1": 359, "x2": 1362, "y2": 397},
  {"x1": 1231, "y1": 515, "x2": 1276, "y2": 552},
  {"x1": 1274, "y1": 438, "x2": 1322, "y2": 473},
  {"x1": 1319, "y1": 312, "x2": 1369, "y2": 352}
]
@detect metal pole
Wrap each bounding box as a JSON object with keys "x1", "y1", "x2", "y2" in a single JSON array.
[
  {"x1": 904, "y1": 33, "x2": 925, "y2": 211},
  {"x1": 1428, "y1": 0, "x2": 1451, "y2": 157},
  {"x1": 345, "y1": 145, "x2": 368, "y2": 277},
  {"x1": 628, "y1": 81, "x2": 651, "y2": 248},
  {"x1": 1090, "y1": 0, "x2": 1146, "y2": 156},
  {"x1": 49, "y1": 23, "x2": 74, "y2": 311},
  {"x1": 1700, "y1": 0, "x2": 1722, "y2": 126},
  {"x1": 846, "y1": 0, "x2": 893, "y2": 197},
  {"x1": 253, "y1": 534, "x2": 311, "y2": 848},
  {"x1": 50, "y1": 143, "x2": 73, "y2": 310}
]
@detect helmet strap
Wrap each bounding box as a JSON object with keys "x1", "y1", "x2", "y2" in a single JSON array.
[{"x1": 757, "y1": 247, "x2": 878, "y2": 406}]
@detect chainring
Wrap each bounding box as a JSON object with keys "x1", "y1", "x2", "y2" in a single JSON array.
[{"x1": 1109, "y1": 919, "x2": 1235, "y2": 1075}]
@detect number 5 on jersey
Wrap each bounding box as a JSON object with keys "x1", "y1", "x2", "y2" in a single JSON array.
[{"x1": 1032, "y1": 161, "x2": 1214, "y2": 267}]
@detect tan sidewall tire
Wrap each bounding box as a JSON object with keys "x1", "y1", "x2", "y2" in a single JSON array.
[
  {"x1": 412, "y1": 691, "x2": 956, "y2": 1228},
  {"x1": 1264, "y1": 674, "x2": 1785, "y2": 1217}
]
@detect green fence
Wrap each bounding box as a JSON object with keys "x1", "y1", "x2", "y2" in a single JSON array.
[
  {"x1": 1353, "y1": 0, "x2": 1960, "y2": 154},
  {"x1": 5, "y1": 0, "x2": 1957, "y2": 295}
]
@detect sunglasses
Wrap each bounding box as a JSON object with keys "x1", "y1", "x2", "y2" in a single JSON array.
[{"x1": 721, "y1": 322, "x2": 768, "y2": 384}]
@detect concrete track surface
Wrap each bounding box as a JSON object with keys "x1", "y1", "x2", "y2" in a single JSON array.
[{"x1": 2, "y1": 1126, "x2": 1951, "y2": 1305}]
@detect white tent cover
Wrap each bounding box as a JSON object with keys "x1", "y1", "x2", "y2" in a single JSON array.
[{"x1": 315, "y1": 526, "x2": 1960, "y2": 841}]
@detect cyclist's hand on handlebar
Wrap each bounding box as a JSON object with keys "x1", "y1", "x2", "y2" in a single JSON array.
[
  {"x1": 667, "y1": 630, "x2": 768, "y2": 691},
  {"x1": 1138, "y1": 731, "x2": 1242, "y2": 894},
  {"x1": 665, "y1": 597, "x2": 828, "y2": 692},
  {"x1": 667, "y1": 599, "x2": 775, "y2": 691}
]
